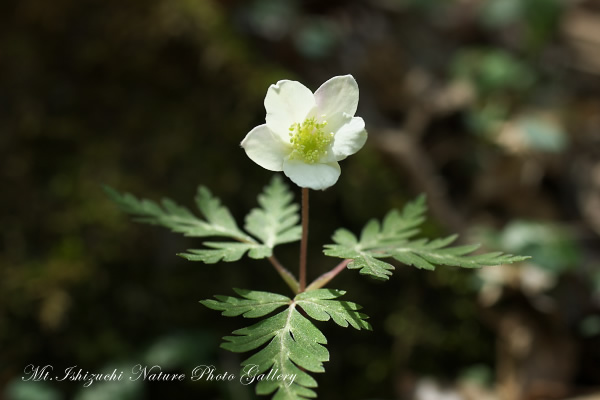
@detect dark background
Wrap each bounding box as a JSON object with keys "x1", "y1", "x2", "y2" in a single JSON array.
[{"x1": 2, "y1": 0, "x2": 600, "y2": 399}]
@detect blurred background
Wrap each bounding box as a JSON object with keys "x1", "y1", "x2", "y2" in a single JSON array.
[{"x1": 2, "y1": 0, "x2": 600, "y2": 399}]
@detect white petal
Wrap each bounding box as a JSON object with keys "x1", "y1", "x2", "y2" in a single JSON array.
[
  {"x1": 331, "y1": 117, "x2": 368, "y2": 160},
  {"x1": 283, "y1": 159, "x2": 341, "y2": 190},
  {"x1": 313, "y1": 75, "x2": 359, "y2": 132},
  {"x1": 241, "y1": 124, "x2": 289, "y2": 171},
  {"x1": 265, "y1": 80, "x2": 316, "y2": 140}
]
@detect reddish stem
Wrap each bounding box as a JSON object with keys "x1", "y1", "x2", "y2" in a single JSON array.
[
  {"x1": 299, "y1": 188, "x2": 309, "y2": 292},
  {"x1": 268, "y1": 255, "x2": 299, "y2": 293},
  {"x1": 305, "y1": 259, "x2": 351, "y2": 291}
]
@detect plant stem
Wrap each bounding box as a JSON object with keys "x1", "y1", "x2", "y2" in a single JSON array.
[
  {"x1": 268, "y1": 256, "x2": 299, "y2": 293},
  {"x1": 299, "y1": 188, "x2": 309, "y2": 292},
  {"x1": 305, "y1": 259, "x2": 351, "y2": 291}
]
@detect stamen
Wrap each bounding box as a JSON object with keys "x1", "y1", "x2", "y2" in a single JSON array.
[{"x1": 288, "y1": 117, "x2": 333, "y2": 163}]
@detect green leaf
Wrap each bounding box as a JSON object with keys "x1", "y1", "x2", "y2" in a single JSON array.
[
  {"x1": 295, "y1": 289, "x2": 372, "y2": 330},
  {"x1": 324, "y1": 195, "x2": 530, "y2": 280},
  {"x1": 222, "y1": 306, "x2": 327, "y2": 399},
  {"x1": 201, "y1": 289, "x2": 290, "y2": 318},
  {"x1": 195, "y1": 186, "x2": 251, "y2": 239},
  {"x1": 104, "y1": 185, "x2": 251, "y2": 241},
  {"x1": 204, "y1": 289, "x2": 370, "y2": 399},
  {"x1": 351, "y1": 195, "x2": 427, "y2": 250},
  {"x1": 179, "y1": 242, "x2": 271, "y2": 263},
  {"x1": 245, "y1": 176, "x2": 302, "y2": 247},
  {"x1": 106, "y1": 176, "x2": 303, "y2": 266},
  {"x1": 347, "y1": 253, "x2": 396, "y2": 280},
  {"x1": 391, "y1": 235, "x2": 527, "y2": 270}
]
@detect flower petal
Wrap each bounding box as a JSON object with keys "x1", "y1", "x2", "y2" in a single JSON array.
[
  {"x1": 331, "y1": 117, "x2": 367, "y2": 160},
  {"x1": 241, "y1": 124, "x2": 289, "y2": 171},
  {"x1": 282, "y1": 159, "x2": 341, "y2": 190},
  {"x1": 313, "y1": 75, "x2": 359, "y2": 132},
  {"x1": 265, "y1": 80, "x2": 316, "y2": 140}
]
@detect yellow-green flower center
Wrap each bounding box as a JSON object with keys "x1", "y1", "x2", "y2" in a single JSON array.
[{"x1": 288, "y1": 117, "x2": 333, "y2": 163}]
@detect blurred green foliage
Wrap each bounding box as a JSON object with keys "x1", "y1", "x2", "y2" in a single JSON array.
[
  {"x1": 480, "y1": 0, "x2": 563, "y2": 49},
  {"x1": 485, "y1": 220, "x2": 580, "y2": 275},
  {"x1": 452, "y1": 49, "x2": 537, "y2": 95}
]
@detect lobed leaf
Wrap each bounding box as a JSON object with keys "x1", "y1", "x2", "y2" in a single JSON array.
[
  {"x1": 222, "y1": 306, "x2": 327, "y2": 399},
  {"x1": 245, "y1": 175, "x2": 302, "y2": 247},
  {"x1": 179, "y1": 242, "x2": 271, "y2": 263},
  {"x1": 201, "y1": 289, "x2": 290, "y2": 318},
  {"x1": 106, "y1": 176, "x2": 302, "y2": 266},
  {"x1": 296, "y1": 289, "x2": 372, "y2": 330},
  {"x1": 104, "y1": 185, "x2": 251, "y2": 240},
  {"x1": 346, "y1": 253, "x2": 396, "y2": 280},
  {"x1": 391, "y1": 235, "x2": 530, "y2": 269},
  {"x1": 323, "y1": 195, "x2": 530, "y2": 280},
  {"x1": 204, "y1": 288, "x2": 371, "y2": 400},
  {"x1": 195, "y1": 186, "x2": 251, "y2": 239}
]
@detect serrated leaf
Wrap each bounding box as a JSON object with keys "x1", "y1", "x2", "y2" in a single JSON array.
[
  {"x1": 195, "y1": 186, "x2": 251, "y2": 239},
  {"x1": 392, "y1": 251, "x2": 436, "y2": 270},
  {"x1": 106, "y1": 177, "x2": 303, "y2": 267},
  {"x1": 200, "y1": 289, "x2": 290, "y2": 318},
  {"x1": 391, "y1": 235, "x2": 530, "y2": 270},
  {"x1": 322, "y1": 243, "x2": 359, "y2": 260},
  {"x1": 245, "y1": 176, "x2": 302, "y2": 247},
  {"x1": 329, "y1": 228, "x2": 358, "y2": 247},
  {"x1": 179, "y1": 242, "x2": 271, "y2": 263},
  {"x1": 323, "y1": 195, "x2": 530, "y2": 280},
  {"x1": 359, "y1": 219, "x2": 380, "y2": 245},
  {"x1": 295, "y1": 289, "x2": 372, "y2": 330},
  {"x1": 381, "y1": 194, "x2": 427, "y2": 238},
  {"x1": 104, "y1": 185, "x2": 252, "y2": 241},
  {"x1": 222, "y1": 305, "x2": 327, "y2": 400},
  {"x1": 205, "y1": 289, "x2": 371, "y2": 400},
  {"x1": 347, "y1": 253, "x2": 395, "y2": 279}
]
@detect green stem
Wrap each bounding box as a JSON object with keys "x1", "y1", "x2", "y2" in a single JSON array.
[
  {"x1": 268, "y1": 256, "x2": 299, "y2": 293},
  {"x1": 305, "y1": 259, "x2": 351, "y2": 291},
  {"x1": 299, "y1": 188, "x2": 309, "y2": 292}
]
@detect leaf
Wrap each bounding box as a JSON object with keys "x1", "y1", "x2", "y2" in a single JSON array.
[
  {"x1": 325, "y1": 195, "x2": 427, "y2": 254},
  {"x1": 201, "y1": 289, "x2": 290, "y2": 318},
  {"x1": 195, "y1": 186, "x2": 251, "y2": 239},
  {"x1": 390, "y1": 235, "x2": 524, "y2": 270},
  {"x1": 179, "y1": 242, "x2": 271, "y2": 263},
  {"x1": 347, "y1": 253, "x2": 396, "y2": 280},
  {"x1": 106, "y1": 176, "x2": 302, "y2": 266},
  {"x1": 324, "y1": 195, "x2": 530, "y2": 280},
  {"x1": 245, "y1": 176, "x2": 302, "y2": 247},
  {"x1": 104, "y1": 185, "x2": 251, "y2": 241},
  {"x1": 295, "y1": 289, "x2": 371, "y2": 330},
  {"x1": 380, "y1": 194, "x2": 427, "y2": 240},
  {"x1": 222, "y1": 306, "x2": 327, "y2": 399},
  {"x1": 203, "y1": 289, "x2": 370, "y2": 400}
]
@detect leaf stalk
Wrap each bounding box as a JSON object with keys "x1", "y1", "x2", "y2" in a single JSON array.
[
  {"x1": 268, "y1": 255, "x2": 299, "y2": 293},
  {"x1": 305, "y1": 259, "x2": 351, "y2": 291}
]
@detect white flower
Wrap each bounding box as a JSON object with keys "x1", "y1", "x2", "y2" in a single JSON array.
[{"x1": 241, "y1": 75, "x2": 368, "y2": 190}]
